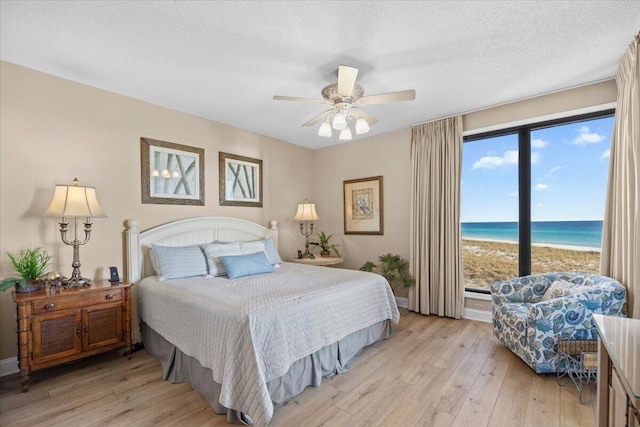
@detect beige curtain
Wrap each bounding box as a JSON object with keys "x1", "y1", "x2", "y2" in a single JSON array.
[
  {"x1": 600, "y1": 36, "x2": 640, "y2": 319},
  {"x1": 409, "y1": 116, "x2": 464, "y2": 318}
]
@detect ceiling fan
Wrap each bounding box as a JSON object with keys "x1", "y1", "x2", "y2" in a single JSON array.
[{"x1": 273, "y1": 65, "x2": 416, "y2": 141}]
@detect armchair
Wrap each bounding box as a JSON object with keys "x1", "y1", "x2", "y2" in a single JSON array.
[{"x1": 491, "y1": 272, "x2": 626, "y2": 373}]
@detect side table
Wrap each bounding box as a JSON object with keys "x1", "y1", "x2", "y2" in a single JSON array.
[{"x1": 289, "y1": 256, "x2": 344, "y2": 267}]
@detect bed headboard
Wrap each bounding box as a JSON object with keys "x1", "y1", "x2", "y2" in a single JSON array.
[
  {"x1": 123, "y1": 216, "x2": 279, "y2": 285},
  {"x1": 123, "y1": 216, "x2": 278, "y2": 343}
]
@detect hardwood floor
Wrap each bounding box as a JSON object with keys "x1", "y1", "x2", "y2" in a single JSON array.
[{"x1": 0, "y1": 309, "x2": 597, "y2": 426}]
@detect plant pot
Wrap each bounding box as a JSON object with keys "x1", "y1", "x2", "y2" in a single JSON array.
[
  {"x1": 320, "y1": 250, "x2": 331, "y2": 257},
  {"x1": 15, "y1": 280, "x2": 46, "y2": 294}
]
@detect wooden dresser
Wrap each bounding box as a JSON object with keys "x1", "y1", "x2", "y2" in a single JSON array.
[{"x1": 13, "y1": 280, "x2": 133, "y2": 391}]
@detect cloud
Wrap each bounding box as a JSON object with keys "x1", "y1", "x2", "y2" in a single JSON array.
[
  {"x1": 601, "y1": 149, "x2": 610, "y2": 159},
  {"x1": 572, "y1": 126, "x2": 604, "y2": 146},
  {"x1": 472, "y1": 150, "x2": 519, "y2": 169},
  {"x1": 531, "y1": 138, "x2": 548, "y2": 149},
  {"x1": 549, "y1": 166, "x2": 563, "y2": 173},
  {"x1": 531, "y1": 152, "x2": 540, "y2": 164},
  {"x1": 536, "y1": 202, "x2": 544, "y2": 208},
  {"x1": 535, "y1": 183, "x2": 549, "y2": 191},
  {"x1": 509, "y1": 191, "x2": 518, "y2": 197}
]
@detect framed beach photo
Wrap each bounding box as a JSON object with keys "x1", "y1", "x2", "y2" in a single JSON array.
[
  {"x1": 219, "y1": 152, "x2": 263, "y2": 207},
  {"x1": 343, "y1": 176, "x2": 383, "y2": 235},
  {"x1": 140, "y1": 137, "x2": 204, "y2": 205}
]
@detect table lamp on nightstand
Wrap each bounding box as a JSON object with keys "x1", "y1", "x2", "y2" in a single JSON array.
[{"x1": 294, "y1": 199, "x2": 319, "y2": 259}]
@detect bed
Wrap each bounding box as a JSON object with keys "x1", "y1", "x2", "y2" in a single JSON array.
[{"x1": 123, "y1": 217, "x2": 399, "y2": 426}]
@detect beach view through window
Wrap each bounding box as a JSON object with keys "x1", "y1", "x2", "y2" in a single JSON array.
[{"x1": 461, "y1": 114, "x2": 614, "y2": 291}]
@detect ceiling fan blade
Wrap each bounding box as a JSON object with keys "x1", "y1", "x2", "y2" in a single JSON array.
[
  {"x1": 273, "y1": 95, "x2": 326, "y2": 103},
  {"x1": 337, "y1": 65, "x2": 359, "y2": 97},
  {"x1": 357, "y1": 89, "x2": 416, "y2": 106},
  {"x1": 302, "y1": 109, "x2": 334, "y2": 127},
  {"x1": 351, "y1": 108, "x2": 378, "y2": 126}
]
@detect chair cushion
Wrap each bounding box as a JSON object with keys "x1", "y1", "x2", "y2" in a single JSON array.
[{"x1": 540, "y1": 279, "x2": 592, "y2": 301}]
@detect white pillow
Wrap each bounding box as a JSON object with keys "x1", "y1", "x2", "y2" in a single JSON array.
[
  {"x1": 240, "y1": 237, "x2": 282, "y2": 266},
  {"x1": 202, "y1": 242, "x2": 242, "y2": 276},
  {"x1": 150, "y1": 244, "x2": 208, "y2": 281},
  {"x1": 540, "y1": 279, "x2": 591, "y2": 301}
]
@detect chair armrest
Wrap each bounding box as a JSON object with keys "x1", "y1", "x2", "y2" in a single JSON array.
[{"x1": 491, "y1": 275, "x2": 548, "y2": 306}]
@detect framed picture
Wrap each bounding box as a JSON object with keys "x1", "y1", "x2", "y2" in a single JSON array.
[
  {"x1": 219, "y1": 152, "x2": 263, "y2": 207},
  {"x1": 343, "y1": 176, "x2": 384, "y2": 235},
  {"x1": 140, "y1": 137, "x2": 204, "y2": 205}
]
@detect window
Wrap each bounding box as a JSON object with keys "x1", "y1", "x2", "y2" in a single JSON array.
[{"x1": 461, "y1": 111, "x2": 614, "y2": 292}]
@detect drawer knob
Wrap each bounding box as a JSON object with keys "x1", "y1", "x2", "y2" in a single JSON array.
[
  {"x1": 106, "y1": 294, "x2": 114, "y2": 300},
  {"x1": 45, "y1": 303, "x2": 55, "y2": 310}
]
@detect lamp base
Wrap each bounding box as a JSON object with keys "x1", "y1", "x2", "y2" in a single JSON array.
[{"x1": 62, "y1": 276, "x2": 91, "y2": 288}]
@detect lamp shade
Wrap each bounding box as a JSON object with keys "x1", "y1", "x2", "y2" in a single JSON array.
[
  {"x1": 355, "y1": 117, "x2": 370, "y2": 134},
  {"x1": 294, "y1": 200, "x2": 319, "y2": 221},
  {"x1": 44, "y1": 179, "x2": 107, "y2": 218}
]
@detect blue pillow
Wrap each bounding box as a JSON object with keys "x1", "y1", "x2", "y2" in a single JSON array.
[
  {"x1": 218, "y1": 251, "x2": 274, "y2": 279},
  {"x1": 150, "y1": 244, "x2": 208, "y2": 281}
]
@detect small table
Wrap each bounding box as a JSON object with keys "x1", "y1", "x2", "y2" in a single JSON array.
[{"x1": 289, "y1": 256, "x2": 343, "y2": 267}]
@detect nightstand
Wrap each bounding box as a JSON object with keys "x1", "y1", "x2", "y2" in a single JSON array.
[
  {"x1": 13, "y1": 280, "x2": 133, "y2": 392},
  {"x1": 289, "y1": 256, "x2": 344, "y2": 267}
]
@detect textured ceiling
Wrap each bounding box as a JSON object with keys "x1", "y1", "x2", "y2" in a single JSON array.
[{"x1": 1, "y1": 1, "x2": 639, "y2": 149}]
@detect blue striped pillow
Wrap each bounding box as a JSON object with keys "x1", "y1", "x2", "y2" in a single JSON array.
[{"x1": 150, "y1": 244, "x2": 208, "y2": 281}]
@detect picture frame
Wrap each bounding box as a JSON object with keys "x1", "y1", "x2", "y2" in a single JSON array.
[
  {"x1": 219, "y1": 152, "x2": 263, "y2": 207},
  {"x1": 343, "y1": 176, "x2": 384, "y2": 235},
  {"x1": 140, "y1": 137, "x2": 204, "y2": 205}
]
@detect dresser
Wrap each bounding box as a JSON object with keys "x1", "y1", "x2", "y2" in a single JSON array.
[
  {"x1": 13, "y1": 280, "x2": 133, "y2": 391},
  {"x1": 594, "y1": 314, "x2": 640, "y2": 427}
]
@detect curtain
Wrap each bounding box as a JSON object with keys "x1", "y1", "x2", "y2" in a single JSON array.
[
  {"x1": 600, "y1": 36, "x2": 640, "y2": 319},
  {"x1": 409, "y1": 116, "x2": 464, "y2": 318}
]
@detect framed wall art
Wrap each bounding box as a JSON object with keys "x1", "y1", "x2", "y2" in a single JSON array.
[
  {"x1": 219, "y1": 152, "x2": 263, "y2": 207},
  {"x1": 343, "y1": 176, "x2": 384, "y2": 235},
  {"x1": 140, "y1": 137, "x2": 205, "y2": 205}
]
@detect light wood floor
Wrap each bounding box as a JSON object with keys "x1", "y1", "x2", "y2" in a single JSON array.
[{"x1": 0, "y1": 309, "x2": 597, "y2": 426}]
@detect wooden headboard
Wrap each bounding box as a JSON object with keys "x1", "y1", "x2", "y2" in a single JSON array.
[{"x1": 122, "y1": 216, "x2": 279, "y2": 342}]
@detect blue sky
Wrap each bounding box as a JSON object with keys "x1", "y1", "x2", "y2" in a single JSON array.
[{"x1": 461, "y1": 116, "x2": 614, "y2": 223}]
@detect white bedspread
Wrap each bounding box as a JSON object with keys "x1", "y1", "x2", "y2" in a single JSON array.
[{"x1": 138, "y1": 262, "x2": 399, "y2": 426}]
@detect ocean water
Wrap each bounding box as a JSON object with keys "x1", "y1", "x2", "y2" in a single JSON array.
[{"x1": 461, "y1": 220, "x2": 603, "y2": 249}]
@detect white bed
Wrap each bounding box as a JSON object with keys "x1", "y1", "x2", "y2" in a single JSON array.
[{"x1": 123, "y1": 217, "x2": 399, "y2": 426}]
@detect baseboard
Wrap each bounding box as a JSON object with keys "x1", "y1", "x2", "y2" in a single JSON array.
[
  {"x1": 463, "y1": 307, "x2": 492, "y2": 323},
  {"x1": 0, "y1": 357, "x2": 18, "y2": 377},
  {"x1": 395, "y1": 297, "x2": 408, "y2": 308}
]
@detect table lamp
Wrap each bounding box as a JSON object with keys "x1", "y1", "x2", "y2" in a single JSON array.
[{"x1": 294, "y1": 199, "x2": 319, "y2": 258}]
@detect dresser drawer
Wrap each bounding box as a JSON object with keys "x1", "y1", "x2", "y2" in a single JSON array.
[{"x1": 33, "y1": 289, "x2": 123, "y2": 314}]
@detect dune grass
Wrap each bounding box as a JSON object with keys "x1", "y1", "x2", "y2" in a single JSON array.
[{"x1": 462, "y1": 239, "x2": 601, "y2": 290}]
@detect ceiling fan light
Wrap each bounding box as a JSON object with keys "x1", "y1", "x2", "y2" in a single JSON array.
[
  {"x1": 339, "y1": 127, "x2": 352, "y2": 141},
  {"x1": 318, "y1": 120, "x2": 332, "y2": 137},
  {"x1": 332, "y1": 112, "x2": 347, "y2": 130},
  {"x1": 355, "y1": 117, "x2": 370, "y2": 134}
]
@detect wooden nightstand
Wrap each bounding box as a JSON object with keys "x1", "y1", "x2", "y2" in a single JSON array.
[
  {"x1": 289, "y1": 256, "x2": 344, "y2": 267},
  {"x1": 13, "y1": 280, "x2": 133, "y2": 392}
]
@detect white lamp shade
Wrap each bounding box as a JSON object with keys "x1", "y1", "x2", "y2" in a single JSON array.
[
  {"x1": 318, "y1": 120, "x2": 332, "y2": 137},
  {"x1": 44, "y1": 182, "x2": 107, "y2": 218},
  {"x1": 294, "y1": 201, "x2": 319, "y2": 221},
  {"x1": 339, "y1": 127, "x2": 353, "y2": 141},
  {"x1": 355, "y1": 117, "x2": 370, "y2": 134},
  {"x1": 332, "y1": 112, "x2": 347, "y2": 130}
]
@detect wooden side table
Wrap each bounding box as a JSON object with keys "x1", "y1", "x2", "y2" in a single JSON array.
[
  {"x1": 13, "y1": 280, "x2": 133, "y2": 392},
  {"x1": 289, "y1": 256, "x2": 343, "y2": 267}
]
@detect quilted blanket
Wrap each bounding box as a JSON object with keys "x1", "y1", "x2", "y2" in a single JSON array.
[{"x1": 138, "y1": 262, "x2": 400, "y2": 426}]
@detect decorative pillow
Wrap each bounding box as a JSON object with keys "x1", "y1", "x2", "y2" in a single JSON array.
[
  {"x1": 218, "y1": 252, "x2": 274, "y2": 279},
  {"x1": 202, "y1": 242, "x2": 242, "y2": 276},
  {"x1": 150, "y1": 244, "x2": 208, "y2": 281},
  {"x1": 240, "y1": 237, "x2": 282, "y2": 265},
  {"x1": 540, "y1": 279, "x2": 592, "y2": 301}
]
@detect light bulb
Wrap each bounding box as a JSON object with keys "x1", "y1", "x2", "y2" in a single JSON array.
[
  {"x1": 332, "y1": 112, "x2": 346, "y2": 130},
  {"x1": 339, "y1": 127, "x2": 352, "y2": 141},
  {"x1": 172, "y1": 170, "x2": 181, "y2": 178},
  {"x1": 151, "y1": 169, "x2": 160, "y2": 177},
  {"x1": 355, "y1": 117, "x2": 370, "y2": 134},
  {"x1": 318, "y1": 120, "x2": 332, "y2": 137},
  {"x1": 161, "y1": 168, "x2": 171, "y2": 178}
]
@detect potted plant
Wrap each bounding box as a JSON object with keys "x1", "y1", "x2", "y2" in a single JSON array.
[
  {"x1": 360, "y1": 253, "x2": 415, "y2": 292},
  {"x1": 0, "y1": 247, "x2": 51, "y2": 293},
  {"x1": 309, "y1": 231, "x2": 340, "y2": 257}
]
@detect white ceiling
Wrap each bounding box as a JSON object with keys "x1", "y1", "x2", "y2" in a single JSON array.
[{"x1": 1, "y1": 1, "x2": 639, "y2": 150}]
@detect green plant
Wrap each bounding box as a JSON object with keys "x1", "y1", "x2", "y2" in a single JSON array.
[
  {"x1": 360, "y1": 253, "x2": 415, "y2": 291},
  {"x1": 309, "y1": 231, "x2": 340, "y2": 256},
  {"x1": 0, "y1": 248, "x2": 51, "y2": 292}
]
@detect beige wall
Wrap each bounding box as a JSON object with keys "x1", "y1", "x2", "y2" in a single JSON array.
[{"x1": 0, "y1": 61, "x2": 314, "y2": 360}]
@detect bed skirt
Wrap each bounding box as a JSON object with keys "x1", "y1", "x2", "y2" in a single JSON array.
[{"x1": 141, "y1": 319, "x2": 391, "y2": 424}]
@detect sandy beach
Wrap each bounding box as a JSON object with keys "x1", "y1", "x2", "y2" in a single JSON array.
[{"x1": 462, "y1": 239, "x2": 601, "y2": 290}]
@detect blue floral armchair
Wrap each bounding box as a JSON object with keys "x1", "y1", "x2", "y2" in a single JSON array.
[{"x1": 491, "y1": 272, "x2": 626, "y2": 373}]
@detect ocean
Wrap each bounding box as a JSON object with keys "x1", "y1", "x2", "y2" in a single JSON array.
[{"x1": 461, "y1": 220, "x2": 603, "y2": 249}]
